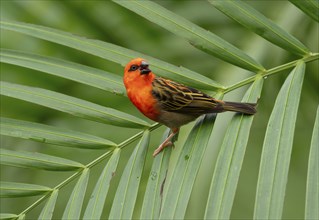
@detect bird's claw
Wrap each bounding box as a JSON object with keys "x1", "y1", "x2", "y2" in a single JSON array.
[{"x1": 152, "y1": 141, "x2": 173, "y2": 157}]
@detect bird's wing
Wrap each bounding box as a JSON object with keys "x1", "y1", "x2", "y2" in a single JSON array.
[{"x1": 152, "y1": 77, "x2": 223, "y2": 114}]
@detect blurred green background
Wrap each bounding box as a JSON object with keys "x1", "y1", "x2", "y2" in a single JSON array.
[{"x1": 1, "y1": 1, "x2": 318, "y2": 219}]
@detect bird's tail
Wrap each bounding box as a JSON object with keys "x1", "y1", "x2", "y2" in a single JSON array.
[{"x1": 222, "y1": 101, "x2": 257, "y2": 115}]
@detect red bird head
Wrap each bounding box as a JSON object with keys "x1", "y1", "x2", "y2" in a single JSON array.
[
  {"x1": 123, "y1": 58, "x2": 155, "y2": 87},
  {"x1": 123, "y1": 58, "x2": 158, "y2": 121}
]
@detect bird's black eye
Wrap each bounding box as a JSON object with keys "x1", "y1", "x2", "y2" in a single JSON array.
[{"x1": 129, "y1": 65, "x2": 139, "y2": 72}]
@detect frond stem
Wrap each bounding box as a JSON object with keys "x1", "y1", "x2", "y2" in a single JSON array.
[{"x1": 224, "y1": 53, "x2": 319, "y2": 93}]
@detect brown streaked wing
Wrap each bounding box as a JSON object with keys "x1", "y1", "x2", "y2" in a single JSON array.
[{"x1": 152, "y1": 77, "x2": 223, "y2": 114}]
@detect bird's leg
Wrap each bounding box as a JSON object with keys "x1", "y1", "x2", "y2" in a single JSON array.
[{"x1": 153, "y1": 128, "x2": 179, "y2": 157}]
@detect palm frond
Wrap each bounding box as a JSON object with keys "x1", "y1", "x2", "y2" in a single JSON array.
[{"x1": 0, "y1": 1, "x2": 318, "y2": 219}]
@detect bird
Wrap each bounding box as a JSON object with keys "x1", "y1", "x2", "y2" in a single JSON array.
[{"x1": 123, "y1": 58, "x2": 257, "y2": 157}]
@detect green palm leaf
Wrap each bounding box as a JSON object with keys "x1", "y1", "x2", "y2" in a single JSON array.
[
  {"x1": 83, "y1": 149, "x2": 121, "y2": 219},
  {"x1": 254, "y1": 62, "x2": 305, "y2": 219},
  {"x1": 0, "y1": 81, "x2": 149, "y2": 128},
  {"x1": 62, "y1": 168, "x2": 89, "y2": 220},
  {"x1": 205, "y1": 77, "x2": 263, "y2": 219},
  {"x1": 289, "y1": 0, "x2": 319, "y2": 22},
  {"x1": 17, "y1": 215, "x2": 25, "y2": 220},
  {"x1": 0, "y1": 117, "x2": 116, "y2": 149},
  {"x1": 209, "y1": 0, "x2": 310, "y2": 56},
  {"x1": 109, "y1": 131, "x2": 149, "y2": 219},
  {"x1": 305, "y1": 106, "x2": 319, "y2": 220},
  {"x1": 0, "y1": 182, "x2": 52, "y2": 198},
  {"x1": 0, "y1": 149, "x2": 84, "y2": 171},
  {"x1": 140, "y1": 129, "x2": 172, "y2": 219},
  {"x1": 159, "y1": 112, "x2": 218, "y2": 219},
  {"x1": 0, "y1": 213, "x2": 19, "y2": 220},
  {"x1": 38, "y1": 189, "x2": 59, "y2": 220},
  {"x1": 0, "y1": 49, "x2": 125, "y2": 95}
]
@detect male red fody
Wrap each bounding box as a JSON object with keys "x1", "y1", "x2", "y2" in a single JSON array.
[{"x1": 123, "y1": 58, "x2": 256, "y2": 156}]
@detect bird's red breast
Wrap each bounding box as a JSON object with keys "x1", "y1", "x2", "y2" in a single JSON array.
[{"x1": 123, "y1": 58, "x2": 160, "y2": 121}]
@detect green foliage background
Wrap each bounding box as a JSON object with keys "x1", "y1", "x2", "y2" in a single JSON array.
[{"x1": 0, "y1": 1, "x2": 318, "y2": 219}]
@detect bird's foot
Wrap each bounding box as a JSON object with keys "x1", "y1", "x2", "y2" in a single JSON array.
[
  {"x1": 152, "y1": 141, "x2": 173, "y2": 157},
  {"x1": 152, "y1": 128, "x2": 179, "y2": 157}
]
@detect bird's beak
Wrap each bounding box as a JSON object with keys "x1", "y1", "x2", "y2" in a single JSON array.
[{"x1": 140, "y1": 61, "x2": 151, "y2": 75}]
